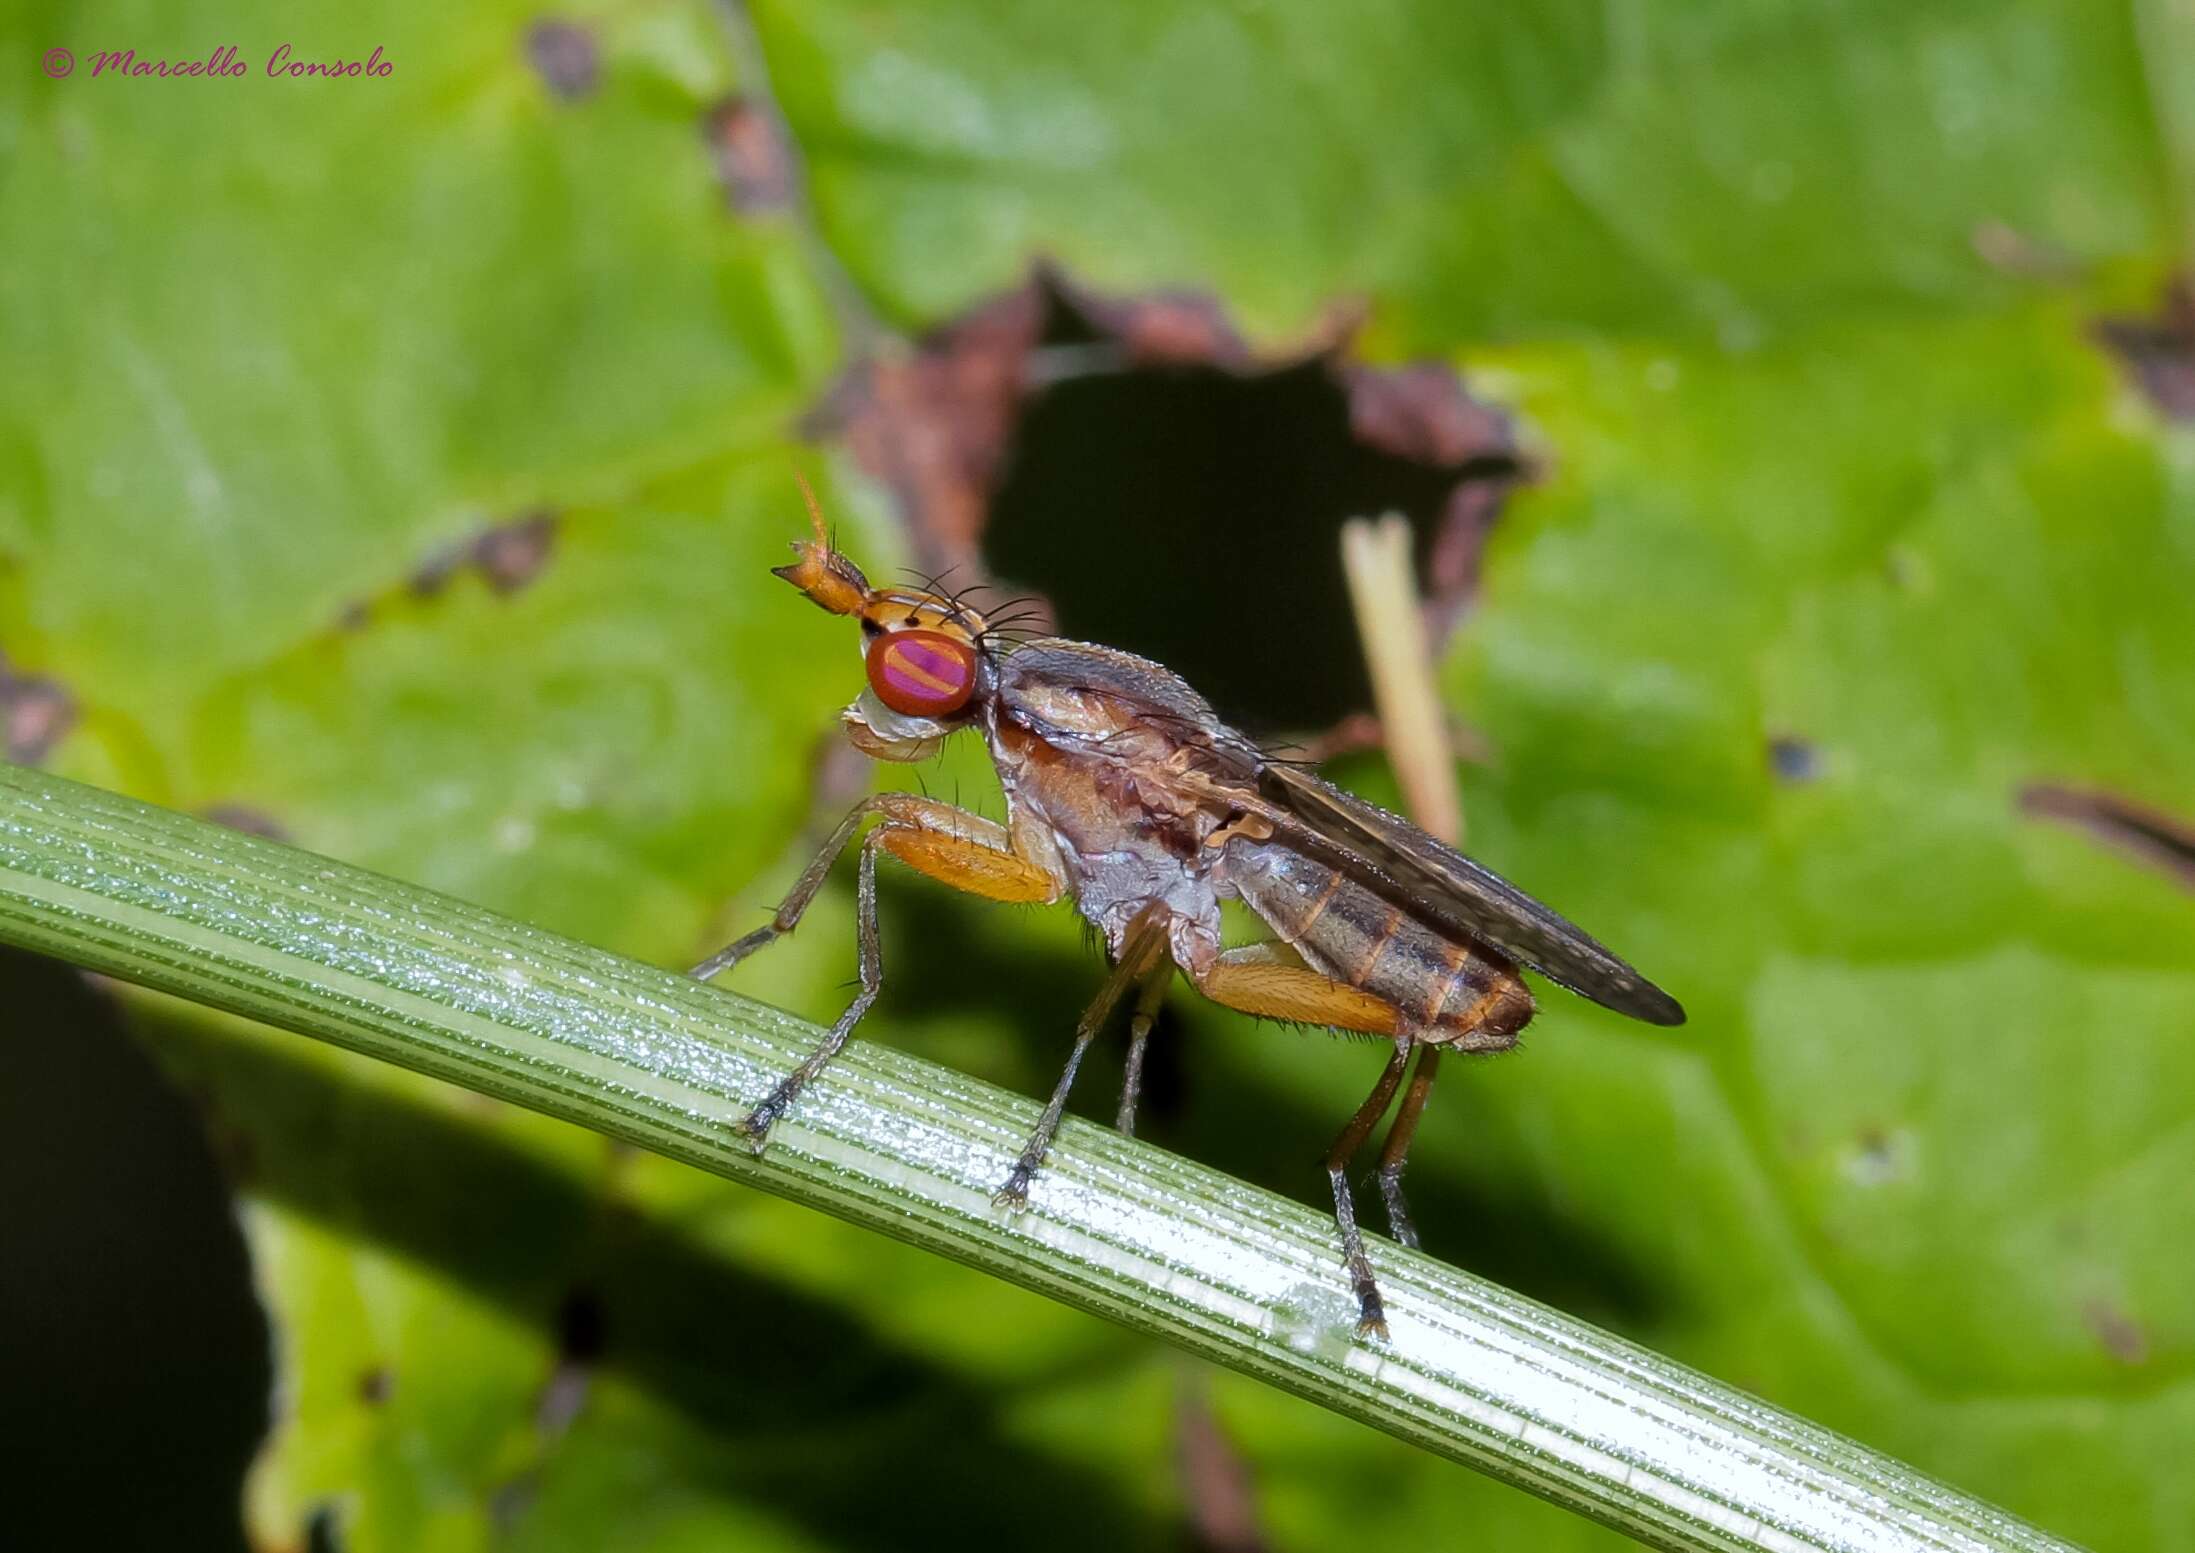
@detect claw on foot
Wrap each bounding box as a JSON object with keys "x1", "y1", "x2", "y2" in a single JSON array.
[
  {"x1": 734, "y1": 1110, "x2": 775, "y2": 1155},
  {"x1": 1353, "y1": 1284, "x2": 1390, "y2": 1341},
  {"x1": 991, "y1": 1168, "x2": 1034, "y2": 1211}
]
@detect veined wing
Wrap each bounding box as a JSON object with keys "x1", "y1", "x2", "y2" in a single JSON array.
[{"x1": 1258, "y1": 762, "x2": 1686, "y2": 1026}]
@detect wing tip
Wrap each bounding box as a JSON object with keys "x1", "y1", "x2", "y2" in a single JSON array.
[
  {"x1": 1543, "y1": 970, "x2": 1687, "y2": 1026},
  {"x1": 1627, "y1": 984, "x2": 1687, "y2": 1027}
]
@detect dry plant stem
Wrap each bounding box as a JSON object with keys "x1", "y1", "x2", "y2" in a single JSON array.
[
  {"x1": 1340, "y1": 513, "x2": 1464, "y2": 845},
  {"x1": 0, "y1": 765, "x2": 2077, "y2": 1553}
]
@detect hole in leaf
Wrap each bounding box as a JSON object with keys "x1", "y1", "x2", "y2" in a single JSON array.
[{"x1": 817, "y1": 267, "x2": 1525, "y2": 736}]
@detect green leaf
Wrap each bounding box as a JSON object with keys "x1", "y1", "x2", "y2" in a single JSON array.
[{"x1": 748, "y1": 5, "x2": 2195, "y2": 1546}]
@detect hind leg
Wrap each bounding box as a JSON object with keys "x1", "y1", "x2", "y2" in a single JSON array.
[
  {"x1": 1320, "y1": 1035, "x2": 1415, "y2": 1337},
  {"x1": 1185, "y1": 945, "x2": 1416, "y2": 1336},
  {"x1": 1372, "y1": 1046, "x2": 1440, "y2": 1249}
]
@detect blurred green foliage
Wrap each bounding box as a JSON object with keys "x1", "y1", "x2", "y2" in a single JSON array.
[{"x1": 4, "y1": 0, "x2": 2192, "y2": 1549}]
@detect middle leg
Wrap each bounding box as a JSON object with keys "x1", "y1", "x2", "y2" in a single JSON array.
[
  {"x1": 1114, "y1": 963, "x2": 1173, "y2": 1137},
  {"x1": 995, "y1": 909, "x2": 1170, "y2": 1208}
]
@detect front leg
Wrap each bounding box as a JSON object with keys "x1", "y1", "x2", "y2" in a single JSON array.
[
  {"x1": 691, "y1": 793, "x2": 1052, "y2": 980},
  {"x1": 696, "y1": 793, "x2": 1067, "y2": 1149}
]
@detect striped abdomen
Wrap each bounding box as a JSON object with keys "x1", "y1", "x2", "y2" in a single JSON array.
[{"x1": 1224, "y1": 837, "x2": 1533, "y2": 1048}]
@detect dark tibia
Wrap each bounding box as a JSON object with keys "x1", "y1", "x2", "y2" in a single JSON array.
[
  {"x1": 735, "y1": 838, "x2": 882, "y2": 1147},
  {"x1": 1374, "y1": 1045, "x2": 1441, "y2": 1250},
  {"x1": 996, "y1": 913, "x2": 1168, "y2": 1206},
  {"x1": 1114, "y1": 966, "x2": 1171, "y2": 1137},
  {"x1": 1322, "y1": 1034, "x2": 1413, "y2": 1337},
  {"x1": 690, "y1": 798, "x2": 880, "y2": 980}
]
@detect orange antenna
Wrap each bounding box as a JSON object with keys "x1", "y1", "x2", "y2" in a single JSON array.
[
  {"x1": 771, "y1": 469, "x2": 871, "y2": 615},
  {"x1": 793, "y1": 466, "x2": 830, "y2": 548}
]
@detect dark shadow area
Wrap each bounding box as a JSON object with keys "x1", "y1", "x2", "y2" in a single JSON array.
[
  {"x1": 0, "y1": 950, "x2": 269, "y2": 1553},
  {"x1": 867, "y1": 882, "x2": 1665, "y2": 1330},
  {"x1": 1165, "y1": 1028, "x2": 1667, "y2": 1333},
  {"x1": 985, "y1": 313, "x2": 1481, "y2": 736},
  {"x1": 128, "y1": 1004, "x2": 1178, "y2": 1553},
  {"x1": 868, "y1": 873, "x2": 1103, "y2": 1070}
]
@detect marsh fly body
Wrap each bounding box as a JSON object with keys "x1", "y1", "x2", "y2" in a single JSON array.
[{"x1": 693, "y1": 482, "x2": 1685, "y2": 1338}]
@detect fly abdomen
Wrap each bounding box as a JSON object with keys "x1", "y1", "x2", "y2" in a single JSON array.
[{"x1": 1224, "y1": 838, "x2": 1532, "y2": 1045}]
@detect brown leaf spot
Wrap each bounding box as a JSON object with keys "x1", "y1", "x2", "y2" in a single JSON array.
[
  {"x1": 0, "y1": 649, "x2": 78, "y2": 765},
  {"x1": 356, "y1": 1365, "x2": 393, "y2": 1406},
  {"x1": 304, "y1": 1502, "x2": 343, "y2": 1553},
  {"x1": 524, "y1": 19, "x2": 599, "y2": 102},
  {"x1": 475, "y1": 510, "x2": 559, "y2": 594},
  {"x1": 2082, "y1": 1297, "x2": 2150, "y2": 1365},
  {"x1": 409, "y1": 510, "x2": 560, "y2": 600},
  {"x1": 2019, "y1": 782, "x2": 2195, "y2": 893},
  {"x1": 703, "y1": 97, "x2": 796, "y2": 215},
  {"x1": 1175, "y1": 1388, "x2": 1265, "y2": 1553},
  {"x1": 1767, "y1": 735, "x2": 1821, "y2": 784},
  {"x1": 488, "y1": 1475, "x2": 538, "y2": 1536},
  {"x1": 202, "y1": 803, "x2": 291, "y2": 842},
  {"x1": 1970, "y1": 220, "x2": 2082, "y2": 281},
  {"x1": 533, "y1": 1286, "x2": 605, "y2": 1438},
  {"x1": 2093, "y1": 276, "x2": 2195, "y2": 421}
]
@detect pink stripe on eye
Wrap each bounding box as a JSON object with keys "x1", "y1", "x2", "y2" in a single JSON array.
[{"x1": 867, "y1": 629, "x2": 975, "y2": 715}]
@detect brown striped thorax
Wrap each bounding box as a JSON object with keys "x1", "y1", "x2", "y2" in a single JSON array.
[{"x1": 722, "y1": 482, "x2": 1684, "y2": 1339}]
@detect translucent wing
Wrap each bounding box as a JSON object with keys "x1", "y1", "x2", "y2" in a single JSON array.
[{"x1": 1259, "y1": 762, "x2": 1686, "y2": 1026}]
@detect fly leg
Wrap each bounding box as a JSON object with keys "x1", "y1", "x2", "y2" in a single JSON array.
[
  {"x1": 996, "y1": 911, "x2": 1168, "y2": 1208},
  {"x1": 1321, "y1": 1034, "x2": 1415, "y2": 1338},
  {"x1": 1186, "y1": 944, "x2": 1414, "y2": 1337},
  {"x1": 690, "y1": 797, "x2": 881, "y2": 981},
  {"x1": 699, "y1": 794, "x2": 1065, "y2": 1150},
  {"x1": 1114, "y1": 966, "x2": 1172, "y2": 1137},
  {"x1": 1373, "y1": 1046, "x2": 1440, "y2": 1250},
  {"x1": 736, "y1": 836, "x2": 882, "y2": 1146}
]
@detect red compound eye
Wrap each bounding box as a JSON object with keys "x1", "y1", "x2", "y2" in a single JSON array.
[{"x1": 865, "y1": 628, "x2": 978, "y2": 717}]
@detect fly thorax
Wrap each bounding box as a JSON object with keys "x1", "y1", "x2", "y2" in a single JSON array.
[{"x1": 1073, "y1": 847, "x2": 1220, "y2": 961}]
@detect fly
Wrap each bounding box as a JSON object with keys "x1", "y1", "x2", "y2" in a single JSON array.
[{"x1": 693, "y1": 485, "x2": 1686, "y2": 1337}]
